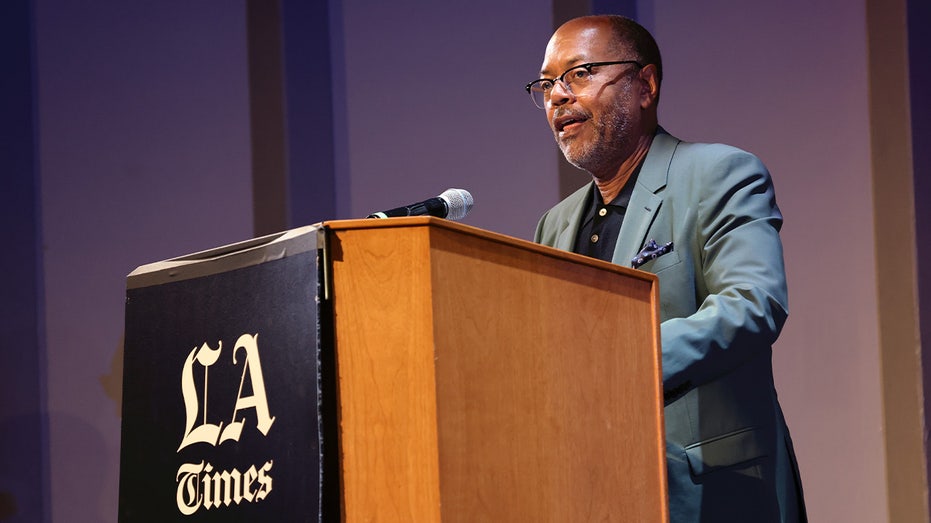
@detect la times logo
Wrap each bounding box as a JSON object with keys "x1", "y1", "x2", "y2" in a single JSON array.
[{"x1": 174, "y1": 333, "x2": 276, "y2": 516}]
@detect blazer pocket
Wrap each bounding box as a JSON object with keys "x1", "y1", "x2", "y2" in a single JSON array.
[
  {"x1": 684, "y1": 426, "x2": 767, "y2": 476},
  {"x1": 638, "y1": 248, "x2": 681, "y2": 273}
]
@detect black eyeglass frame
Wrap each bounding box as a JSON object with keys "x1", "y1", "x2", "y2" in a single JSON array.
[{"x1": 525, "y1": 60, "x2": 644, "y2": 108}]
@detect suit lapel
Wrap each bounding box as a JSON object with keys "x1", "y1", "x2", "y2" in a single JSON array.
[
  {"x1": 553, "y1": 185, "x2": 590, "y2": 251},
  {"x1": 612, "y1": 129, "x2": 679, "y2": 266}
]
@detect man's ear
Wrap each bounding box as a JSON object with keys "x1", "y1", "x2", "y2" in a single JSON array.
[{"x1": 639, "y1": 64, "x2": 660, "y2": 109}]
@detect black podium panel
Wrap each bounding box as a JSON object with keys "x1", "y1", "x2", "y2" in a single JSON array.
[{"x1": 119, "y1": 227, "x2": 325, "y2": 522}]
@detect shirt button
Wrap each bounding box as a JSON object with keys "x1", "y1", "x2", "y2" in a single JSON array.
[
  {"x1": 598, "y1": 208, "x2": 607, "y2": 217},
  {"x1": 591, "y1": 234, "x2": 599, "y2": 243}
]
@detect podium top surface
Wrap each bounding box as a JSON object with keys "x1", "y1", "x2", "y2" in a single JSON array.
[{"x1": 127, "y1": 217, "x2": 655, "y2": 290}]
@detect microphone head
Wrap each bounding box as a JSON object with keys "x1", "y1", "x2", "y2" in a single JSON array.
[{"x1": 438, "y1": 188, "x2": 473, "y2": 221}]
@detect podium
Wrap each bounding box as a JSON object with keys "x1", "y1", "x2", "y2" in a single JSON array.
[{"x1": 119, "y1": 217, "x2": 667, "y2": 522}]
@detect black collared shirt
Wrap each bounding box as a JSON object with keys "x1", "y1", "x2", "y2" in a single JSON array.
[{"x1": 572, "y1": 165, "x2": 642, "y2": 262}]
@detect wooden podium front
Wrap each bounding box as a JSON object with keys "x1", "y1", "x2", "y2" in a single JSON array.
[
  {"x1": 119, "y1": 217, "x2": 666, "y2": 522},
  {"x1": 325, "y1": 218, "x2": 666, "y2": 522}
]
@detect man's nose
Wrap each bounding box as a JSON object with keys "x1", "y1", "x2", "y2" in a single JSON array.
[{"x1": 548, "y1": 79, "x2": 575, "y2": 107}]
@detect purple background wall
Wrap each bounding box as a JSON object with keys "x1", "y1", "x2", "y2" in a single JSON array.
[
  {"x1": 1, "y1": 1, "x2": 47, "y2": 522},
  {"x1": 336, "y1": 0, "x2": 555, "y2": 236},
  {"x1": 650, "y1": 1, "x2": 883, "y2": 520},
  {"x1": 34, "y1": 1, "x2": 253, "y2": 520},
  {"x1": 2, "y1": 0, "x2": 927, "y2": 521}
]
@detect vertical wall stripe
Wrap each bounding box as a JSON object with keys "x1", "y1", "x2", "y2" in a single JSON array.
[
  {"x1": 907, "y1": 0, "x2": 931, "y2": 516},
  {"x1": 247, "y1": 0, "x2": 288, "y2": 235},
  {"x1": 591, "y1": 0, "x2": 637, "y2": 18},
  {"x1": 867, "y1": 0, "x2": 928, "y2": 520},
  {"x1": 326, "y1": 0, "x2": 351, "y2": 219},
  {"x1": 248, "y1": 0, "x2": 340, "y2": 232},
  {"x1": 281, "y1": 0, "x2": 337, "y2": 227},
  {"x1": 0, "y1": 0, "x2": 49, "y2": 520}
]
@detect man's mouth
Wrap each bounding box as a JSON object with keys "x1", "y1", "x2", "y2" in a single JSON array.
[{"x1": 553, "y1": 113, "x2": 589, "y2": 134}]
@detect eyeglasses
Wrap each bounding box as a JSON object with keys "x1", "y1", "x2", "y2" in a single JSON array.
[{"x1": 525, "y1": 60, "x2": 643, "y2": 109}]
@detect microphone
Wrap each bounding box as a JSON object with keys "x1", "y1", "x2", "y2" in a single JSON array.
[{"x1": 367, "y1": 188, "x2": 474, "y2": 221}]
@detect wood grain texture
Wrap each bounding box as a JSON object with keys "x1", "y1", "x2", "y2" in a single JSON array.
[
  {"x1": 326, "y1": 218, "x2": 666, "y2": 522},
  {"x1": 329, "y1": 225, "x2": 443, "y2": 521}
]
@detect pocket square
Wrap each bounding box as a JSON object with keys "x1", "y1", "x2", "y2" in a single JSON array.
[{"x1": 631, "y1": 239, "x2": 674, "y2": 269}]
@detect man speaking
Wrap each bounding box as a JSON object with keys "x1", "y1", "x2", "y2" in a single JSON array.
[{"x1": 530, "y1": 15, "x2": 806, "y2": 522}]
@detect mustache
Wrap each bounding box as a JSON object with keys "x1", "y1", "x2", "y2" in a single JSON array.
[{"x1": 552, "y1": 107, "x2": 590, "y2": 121}]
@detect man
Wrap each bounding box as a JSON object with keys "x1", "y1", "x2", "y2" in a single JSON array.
[{"x1": 529, "y1": 15, "x2": 806, "y2": 522}]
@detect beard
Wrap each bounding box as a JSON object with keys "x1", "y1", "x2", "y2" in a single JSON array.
[{"x1": 556, "y1": 88, "x2": 637, "y2": 177}]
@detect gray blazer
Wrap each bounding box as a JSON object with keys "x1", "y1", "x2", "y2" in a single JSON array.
[{"x1": 535, "y1": 129, "x2": 805, "y2": 522}]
